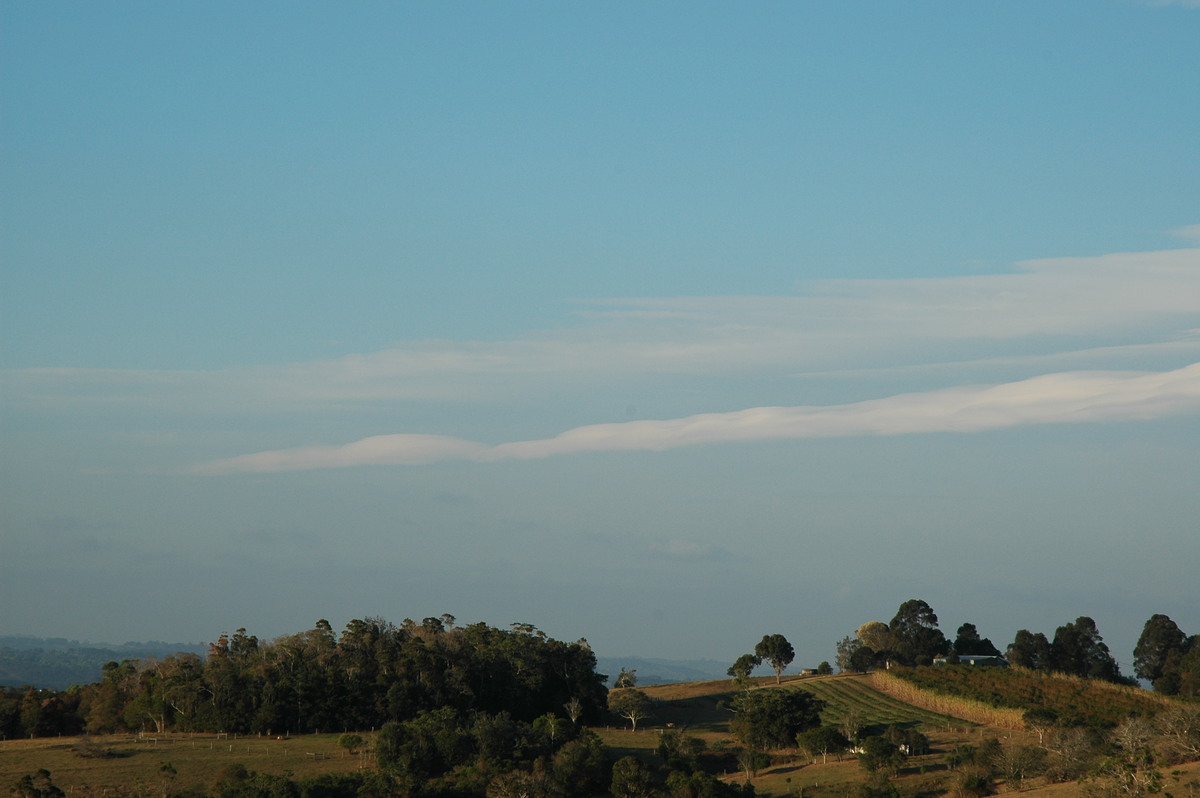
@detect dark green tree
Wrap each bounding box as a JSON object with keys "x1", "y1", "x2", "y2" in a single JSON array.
[
  {"x1": 11, "y1": 769, "x2": 65, "y2": 798},
  {"x1": 953, "y1": 623, "x2": 1001, "y2": 657},
  {"x1": 1006, "y1": 629, "x2": 1051, "y2": 670},
  {"x1": 1133, "y1": 614, "x2": 1188, "y2": 687},
  {"x1": 609, "y1": 689, "x2": 654, "y2": 732},
  {"x1": 1049, "y1": 617, "x2": 1125, "y2": 682},
  {"x1": 888, "y1": 599, "x2": 949, "y2": 665},
  {"x1": 610, "y1": 755, "x2": 655, "y2": 798},
  {"x1": 729, "y1": 688, "x2": 823, "y2": 750},
  {"x1": 754, "y1": 635, "x2": 795, "y2": 684},
  {"x1": 657, "y1": 729, "x2": 706, "y2": 772},
  {"x1": 857, "y1": 736, "x2": 903, "y2": 775},
  {"x1": 848, "y1": 645, "x2": 877, "y2": 673},
  {"x1": 552, "y1": 729, "x2": 609, "y2": 796},
  {"x1": 727, "y1": 653, "x2": 761, "y2": 688}
]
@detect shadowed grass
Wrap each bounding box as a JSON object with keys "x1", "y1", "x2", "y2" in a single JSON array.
[{"x1": 0, "y1": 732, "x2": 369, "y2": 794}]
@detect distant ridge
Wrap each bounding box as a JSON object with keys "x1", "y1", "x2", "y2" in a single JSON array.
[
  {"x1": 595, "y1": 656, "x2": 731, "y2": 686},
  {"x1": 0, "y1": 635, "x2": 207, "y2": 690},
  {"x1": 1, "y1": 638, "x2": 736, "y2": 691}
]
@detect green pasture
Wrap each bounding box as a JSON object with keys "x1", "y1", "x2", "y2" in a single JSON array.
[{"x1": 791, "y1": 675, "x2": 972, "y2": 732}]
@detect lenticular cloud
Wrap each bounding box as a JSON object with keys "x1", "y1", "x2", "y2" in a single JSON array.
[{"x1": 195, "y1": 363, "x2": 1200, "y2": 473}]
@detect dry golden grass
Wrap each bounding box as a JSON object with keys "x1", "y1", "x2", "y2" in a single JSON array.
[
  {"x1": 1015, "y1": 758, "x2": 1200, "y2": 798},
  {"x1": 0, "y1": 731, "x2": 369, "y2": 794},
  {"x1": 871, "y1": 669, "x2": 1028, "y2": 730}
]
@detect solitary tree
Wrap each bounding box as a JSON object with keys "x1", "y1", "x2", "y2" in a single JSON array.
[
  {"x1": 609, "y1": 689, "x2": 653, "y2": 733},
  {"x1": 754, "y1": 634, "x2": 795, "y2": 684}
]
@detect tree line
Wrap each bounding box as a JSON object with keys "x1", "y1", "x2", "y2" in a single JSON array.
[
  {"x1": 1, "y1": 616, "x2": 608, "y2": 742},
  {"x1": 828, "y1": 598, "x2": 1199, "y2": 695}
]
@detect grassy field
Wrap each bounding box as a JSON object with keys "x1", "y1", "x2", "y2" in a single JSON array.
[
  {"x1": 9, "y1": 674, "x2": 1181, "y2": 797},
  {"x1": 0, "y1": 731, "x2": 370, "y2": 795},
  {"x1": 596, "y1": 674, "x2": 1002, "y2": 797},
  {"x1": 791, "y1": 674, "x2": 970, "y2": 733}
]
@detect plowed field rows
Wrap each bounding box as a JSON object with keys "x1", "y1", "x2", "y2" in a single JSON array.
[{"x1": 793, "y1": 676, "x2": 969, "y2": 730}]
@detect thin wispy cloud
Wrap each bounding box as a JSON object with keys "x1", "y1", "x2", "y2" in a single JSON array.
[
  {"x1": 193, "y1": 434, "x2": 488, "y2": 474},
  {"x1": 194, "y1": 363, "x2": 1200, "y2": 474},
  {"x1": 7, "y1": 246, "x2": 1200, "y2": 413},
  {"x1": 1173, "y1": 224, "x2": 1200, "y2": 243}
]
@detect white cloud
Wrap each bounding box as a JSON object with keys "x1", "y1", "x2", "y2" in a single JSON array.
[
  {"x1": 195, "y1": 363, "x2": 1200, "y2": 473},
  {"x1": 8, "y1": 246, "x2": 1200, "y2": 413},
  {"x1": 192, "y1": 434, "x2": 487, "y2": 475}
]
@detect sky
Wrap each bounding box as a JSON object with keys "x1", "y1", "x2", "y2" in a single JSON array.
[{"x1": 2, "y1": 1, "x2": 1199, "y2": 676}]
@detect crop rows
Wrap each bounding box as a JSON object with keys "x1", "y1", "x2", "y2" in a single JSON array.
[
  {"x1": 792, "y1": 676, "x2": 968, "y2": 731},
  {"x1": 871, "y1": 671, "x2": 1026, "y2": 730},
  {"x1": 881, "y1": 666, "x2": 1177, "y2": 728}
]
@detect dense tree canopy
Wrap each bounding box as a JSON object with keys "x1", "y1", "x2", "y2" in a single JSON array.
[
  {"x1": 1048, "y1": 617, "x2": 1126, "y2": 683},
  {"x1": 889, "y1": 599, "x2": 950, "y2": 666},
  {"x1": 729, "y1": 688, "x2": 823, "y2": 750},
  {"x1": 1133, "y1": 614, "x2": 1199, "y2": 696},
  {"x1": 754, "y1": 634, "x2": 795, "y2": 684},
  {"x1": 5, "y1": 617, "x2": 608, "y2": 741},
  {"x1": 1134, "y1": 614, "x2": 1188, "y2": 686},
  {"x1": 1005, "y1": 617, "x2": 1130, "y2": 684},
  {"x1": 953, "y1": 623, "x2": 1001, "y2": 657},
  {"x1": 1007, "y1": 629, "x2": 1052, "y2": 670}
]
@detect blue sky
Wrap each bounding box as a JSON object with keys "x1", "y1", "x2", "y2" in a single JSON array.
[{"x1": 2, "y1": 1, "x2": 1199, "y2": 674}]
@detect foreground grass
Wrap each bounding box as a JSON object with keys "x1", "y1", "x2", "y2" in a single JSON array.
[{"x1": 0, "y1": 732, "x2": 369, "y2": 794}]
